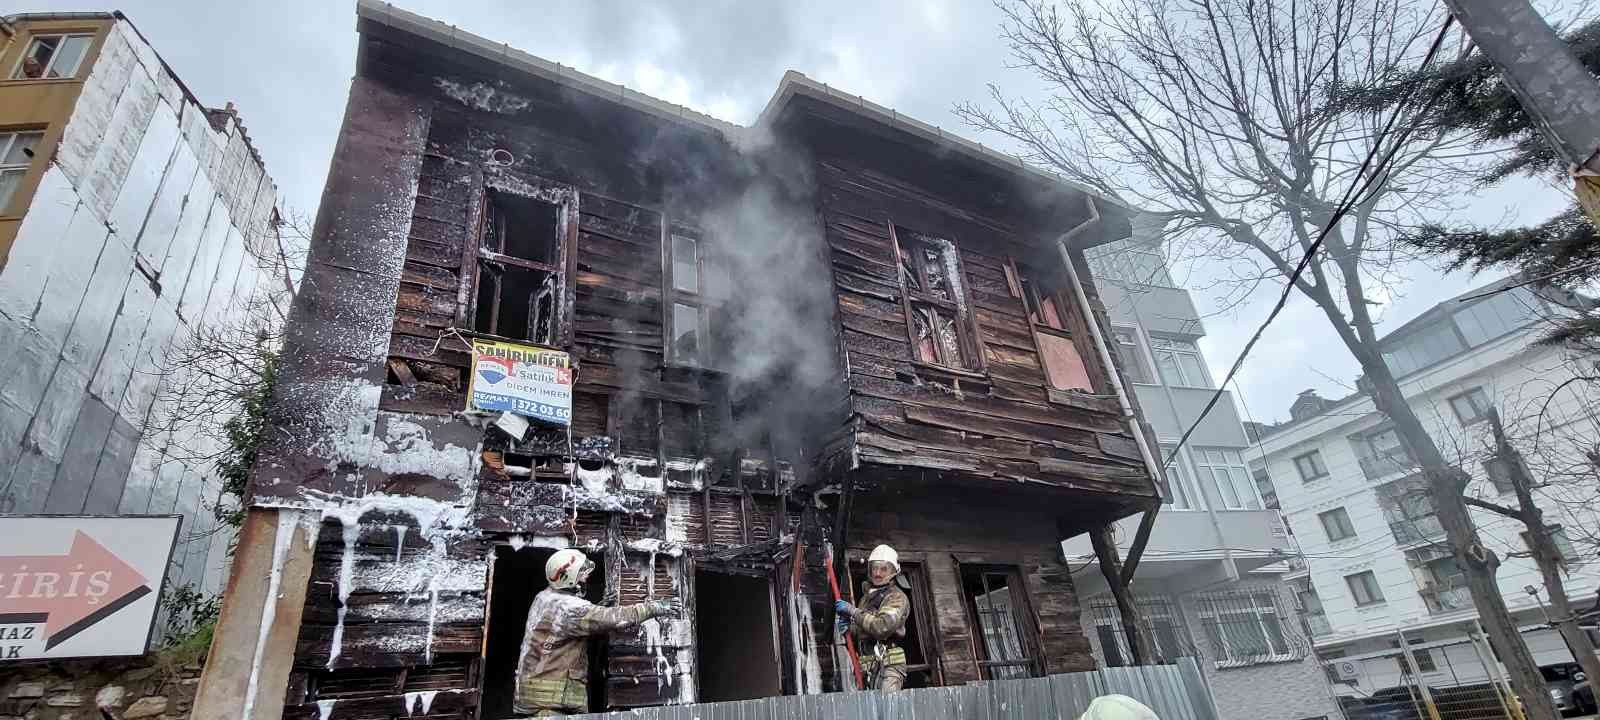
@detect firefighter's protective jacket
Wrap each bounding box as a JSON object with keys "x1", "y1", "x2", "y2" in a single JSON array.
[
  {"x1": 852, "y1": 582, "x2": 910, "y2": 670},
  {"x1": 513, "y1": 587, "x2": 655, "y2": 714}
]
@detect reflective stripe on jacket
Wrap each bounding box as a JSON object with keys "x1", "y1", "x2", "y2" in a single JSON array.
[
  {"x1": 513, "y1": 587, "x2": 654, "y2": 713},
  {"x1": 852, "y1": 582, "x2": 910, "y2": 666}
]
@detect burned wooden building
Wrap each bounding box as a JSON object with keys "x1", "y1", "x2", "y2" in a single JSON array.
[{"x1": 191, "y1": 2, "x2": 1165, "y2": 718}]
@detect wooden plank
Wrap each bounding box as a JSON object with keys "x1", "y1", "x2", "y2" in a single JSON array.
[
  {"x1": 281, "y1": 689, "x2": 478, "y2": 720},
  {"x1": 296, "y1": 622, "x2": 483, "y2": 669},
  {"x1": 902, "y1": 404, "x2": 1100, "y2": 447},
  {"x1": 300, "y1": 591, "x2": 485, "y2": 625},
  {"x1": 852, "y1": 374, "x2": 1123, "y2": 433}
]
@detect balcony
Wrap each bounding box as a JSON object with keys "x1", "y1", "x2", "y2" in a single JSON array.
[
  {"x1": 1131, "y1": 385, "x2": 1249, "y2": 446},
  {"x1": 1360, "y1": 448, "x2": 1417, "y2": 480},
  {"x1": 1389, "y1": 514, "x2": 1445, "y2": 545},
  {"x1": 1421, "y1": 585, "x2": 1473, "y2": 614},
  {"x1": 1305, "y1": 613, "x2": 1332, "y2": 638},
  {"x1": 1061, "y1": 508, "x2": 1289, "y2": 596}
]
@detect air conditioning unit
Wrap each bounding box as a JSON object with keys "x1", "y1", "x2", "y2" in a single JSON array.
[{"x1": 1329, "y1": 660, "x2": 1360, "y2": 682}]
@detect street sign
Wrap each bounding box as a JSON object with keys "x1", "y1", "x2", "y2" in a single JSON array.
[{"x1": 0, "y1": 515, "x2": 180, "y2": 660}]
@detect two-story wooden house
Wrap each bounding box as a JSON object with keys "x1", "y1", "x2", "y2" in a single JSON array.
[{"x1": 193, "y1": 3, "x2": 1163, "y2": 718}]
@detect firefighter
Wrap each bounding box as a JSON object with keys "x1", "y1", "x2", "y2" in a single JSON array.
[
  {"x1": 834, "y1": 544, "x2": 910, "y2": 692},
  {"x1": 1079, "y1": 694, "x2": 1159, "y2": 720},
  {"x1": 514, "y1": 548, "x2": 681, "y2": 717}
]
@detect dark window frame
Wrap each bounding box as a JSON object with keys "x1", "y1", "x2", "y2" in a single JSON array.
[
  {"x1": 888, "y1": 222, "x2": 986, "y2": 374},
  {"x1": 464, "y1": 180, "x2": 579, "y2": 347},
  {"x1": 1447, "y1": 386, "x2": 1493, "y2": 426},
  {"x1": 1293, "y1": 450, "x2": 1329, "y2": 482},
  {"x1": 1319, "y1": 507, "x2": 1356, "y2": 542},
  {"x1": 1345, "y1": 571, "x2": 1386, "y2": 606},
  {"x1": 1005, "y1": 258, "x2": 1100, "y2": 393},
  {"x1": 662, "y1": 221, "x2": 715, "y2": 368},
  {"x1": 958, "y1": 563, "x2": 1044, "y2": 680},
  {"x1": 9, "y1": 32, "x2": 95, "y2": 80}
]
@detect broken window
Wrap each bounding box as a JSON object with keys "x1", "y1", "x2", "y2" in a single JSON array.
[
  {"x1": 890, "y1": 226, "x2": 980, "y2": 371},
  {"x1": 959, "y1": 564, "x2": 1039, "y2": 680},
  {"x1": 664, "y1": 229, "x2": 713, "y2": 366},
  {"x1": 693, "y1": 569, "x2": 781, "y2": 701},
  {"x1": 0, "y1": 130, "x2": 44, "y2": 212},
  {"x1": 1008, "y1": 261, "x2": 1093, "y2": 391},
  {"x1": 11, "y1": 34, "x2": 92, "y2": 80},
  {"x1": 474, "y1": 191, "x2": 566, "y2": 345}
]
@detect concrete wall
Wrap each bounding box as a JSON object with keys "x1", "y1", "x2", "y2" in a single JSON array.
[{"x1": 0, "y1": 18, "x2": 280, "y2": 625}]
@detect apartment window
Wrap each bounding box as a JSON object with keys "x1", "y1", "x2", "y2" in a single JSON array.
[
  {"x1": 1319, "y1": 507, "x2": 1356, "y2": 542},
  {"x1": 1090, "y1": 596, "x2": 1192, "y2": 667},
  {"x1": 1253, "y1": 467, "x2": 1279, "y2": 510},
  {"x1": 664, "y1": 230, "x2": 713, "y2": 366},
  {"x1": 960, "y1": 565, "x2": 1040, "y2": 679},
  {"x1": 1394, "y1": 648, "x2": 1437, "y2": 675},
  {"x1": 1160, "y1": 445, "x2": 1199, "y2": 510},
  {"x1": 1012, "y1": 262, "x2": 1093, "y2": 391},
  {"x1": 893, "y1": 226, "x2": 981, "y2": 372},
  {"x1": 1195, "y1": 591, "x2": 1297, "y2": 666},
  {"x1": 1454, "y1": 289, "x2": 1540, "y2": 346},
  {"x1": 1194, "y1": 448, "x2": 1260, "y2": 510},
  {"x1": 1448, "y1": 387, "x2": 1492, "y2": 425},
  {"x1": 1293, "y1": 450, "x2": 1329, "y2": 482},
  {"x1": 1150, "y1": 337, "x2": 1210, "y2": 387},
  {"x1": 0, "y1": 130, "x2": 44, "y2": 212},
  {"x1": 473, "y1": 189, "x2": 570, "y2": 345},
  {"x1": 1345, "y1": 571, "x2": 1385, "y2": 606},
  {"x1": 1112, "y1": 328, "x2": 1153, "y2": 384},
  {"x1": 11, "y1": 34, "x2": 93, "y2": 80}
]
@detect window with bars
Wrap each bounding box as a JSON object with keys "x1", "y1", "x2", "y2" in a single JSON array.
[
  {"x1": 1089, "y1": 595, "x2": 1194, "y2": 667},
  {"x1": 1194, "y1": 590, "x2": 1301, "y2": 667},
  {"x1": 472, "y1": 190, "x2": 570, "y2": 345},
  {"x1": 960, "y1": 565, "x2": 1039, "y2": 679},
  {"x1": 0, "y1": 130, "x2": 44, "y2": 213},
  {"x1": 1150, "y1": 336, "x2": 1211, "y2": 388},
  {"x1": 1009, "y1": 262, "x2": 1093, "y2": 391},
  {"x1": 11, "y1": 34, "x2": 93, "y2": 80},
  {"x1": 891, "y1": 226, "x2": 981, "y2": 372},
  {"x1": 1194, "y1": 448, "x2": 1260, "y2": 509},
  {"x1": 664, "y1": 229, "x2": 714, "y2": 366}
]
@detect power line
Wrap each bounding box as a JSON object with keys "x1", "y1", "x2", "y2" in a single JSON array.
[{"x1": 1160, "y1": 14, "x2": 1460, "y2": 468}]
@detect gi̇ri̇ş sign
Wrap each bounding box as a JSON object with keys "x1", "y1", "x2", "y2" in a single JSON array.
[
  {"x1": 468, "y1": 338, "x2": 573, "y2": 426},
  {"x1": 0, "y1": 515, "x2": 180, "y2": 660}
]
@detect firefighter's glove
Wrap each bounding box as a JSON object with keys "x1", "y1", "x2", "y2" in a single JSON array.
[
  {"x1": 646, "y1": 599, "x2": 683, "y2": 619},
  {"x1": 835, "y1": 600, "x2": 856, "y2": 617}
]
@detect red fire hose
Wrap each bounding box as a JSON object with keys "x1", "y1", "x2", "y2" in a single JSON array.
[{"x1": 824, "y1": 543, "x2": 865, "y2": 689}]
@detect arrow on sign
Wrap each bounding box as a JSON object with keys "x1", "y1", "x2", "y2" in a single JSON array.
[{"x1": 0, "y1": 531, "x2": 152, "y2": 649}]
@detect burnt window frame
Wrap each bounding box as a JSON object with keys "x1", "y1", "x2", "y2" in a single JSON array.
[
  {"x1": 957, "y1": 563, "x2": 1044, "y2": 680},
  {"x1": 887, "y1": 222, "x2": 986, "y2": 374},
  {"x1": 1004, "y1": 258, "x2": 1099, "y2": 393},
  {"x1": 662, "y1": 221, "x2": 714, "y2": 368},
  {"x1": 464, "y1": 180, "x2": 579, "y2": 347}
]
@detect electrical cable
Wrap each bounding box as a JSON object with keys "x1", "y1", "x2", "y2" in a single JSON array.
[{"x1": 1160, "y1": 14, "x2": 1460, "y2": 468}]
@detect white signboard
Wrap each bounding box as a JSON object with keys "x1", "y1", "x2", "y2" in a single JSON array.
[
  {"x1": 0, "y1": 515, "x2": 180, "y2": 660},
  {"x1": 467, "y1": 338, "x2": 573, "y2": 426}
]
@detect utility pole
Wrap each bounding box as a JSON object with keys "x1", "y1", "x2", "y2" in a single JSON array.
[{"x1": 1437, "y1": 0, "x2": 1600, "y2": 222}]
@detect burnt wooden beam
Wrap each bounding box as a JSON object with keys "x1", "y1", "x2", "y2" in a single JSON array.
[
  {"x1": 1119, "y1": 506, "x2": 1160, "y2": 586},
  {"x1": 1089, "y1": 523, "x2": 1154, "y2": 666}
]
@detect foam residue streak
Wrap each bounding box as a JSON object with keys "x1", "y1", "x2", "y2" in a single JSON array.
[
  {"x1": 315, "y1": 699, "x2": 336, "y2": 720},
  {"x1": 788, "y1": 592, "x2": 823, "y2": 694},
  {"x1": 241, "y1": 510, "x2": 310, "y2": 720},
  {"x1": 403, "y1": 689, "x2": 440, "y2": 715}
]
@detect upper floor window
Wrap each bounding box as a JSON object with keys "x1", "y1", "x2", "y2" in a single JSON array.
[
  {"x1": 1381, "y1": 322, "x2": 1465, "y2": 377},
  {"x1": 473, "y1": 188, "x2": 571, "y2": 345},
  {"x1": 1293, "y1": 450, "x2": 1329, "y2": 482},
  {"x1": 1150, "y1": 337, "x2": 1210, "y2": 388},
  {"x1": 1160, "y1": 445, "x2": 1200, "y2": 510},
  {"x1": 664, "y1": 229, "x2": 713, "y2": 366},
  {"x1": 12, "y1": 34, "x2": 93, "y2": 80},
  {"x1": 1112, "y1": 328, "x2": 1153, "y2": 384},
  {"x1": 1194, "y1": 448, "x2": 1259, "y2": 510},
  {"x1": 0, "y1": 131, "x2": 44, "y2": 212},
  {"x1": 1319, "y1": 507, "x2": 1356, "y2": 542},
  {"x1": 1345, "y1": 570, "x2": 1385, "y2": 606},
  {"x1": 891, "y1": 225, "x2": 981, "y2": 372},
  {"x1": 1010, "y1": 262, "x2": 1093, "y2": 391},
  {"x1": 1454, "y1": 289, "x2": 1540, "y2": 346},
  {"x1": 1447, "y1": 386, "x2": 1492, "y2": 425}
]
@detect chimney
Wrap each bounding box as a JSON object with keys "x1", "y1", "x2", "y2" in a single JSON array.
[{"x1": 1289, "y1": 389, "x2": 1327, "y2": 421}]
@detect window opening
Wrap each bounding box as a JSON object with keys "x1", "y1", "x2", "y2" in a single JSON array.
[
  {"x1": 1345, "y1": 571, "x2": 1385, "y2": 606},
  {"x1": 1194, "y1": 448, "x2": 1259, "y2": 509},
  {"x1": 694, "y1": 569, "x2": 781, "y2": 701},
  {"x1": 1159, "y1": 444, "x2": 1199, "y2": 510},
  {"x1": 960, "y1": 565, "x2": 1038, "y2": 679},
  {"x1": 0, "y1": 130, "x2": 44, "y2": 212},
  {"x1": 664, "y1": 228, "x2": 712, "y2": 366},
  {"x1": 12, "y1": 34, "x2": 93, "y2": 80},
  {"x1": 1194, "y1": 591, "x2": 1297, "y2": 666},
  {"x1": 1112, "y1": 328, "x2": 1152, "y2": 384},
  {"x1": 892, "y1": 226, "x2": 980, "y2": 371},
  {"x1": 1090, "y1": 595, "x2": 1192, "y2": 667},
  {"x1": 1010, "y1": 260, "x2": 1093, "y2": 390},
  {"x1": 1319, "y1": 507, "x2": 1356, "y2": 542},
  {"x1": 474, "y1": 192, "x2": 564, "y2": 345},
  {"x1": 849, "y1": 559, "x2": 938, "y2": 688},
  {"x1": 1448, "y1": 387, "x2": 1492, "y2": 425},
  {"x1": 1150, "y1": 337, "x2": 1211, "y2": 387},
  {"x1": 480, "y1": 545, "x2": 607, "y2": 719},
  {"x1": 1293, "y1": 450, "x2": 1328, "y2": 482}
]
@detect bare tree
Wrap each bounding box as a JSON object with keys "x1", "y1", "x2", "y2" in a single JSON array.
[{"x1": 958, "y1": 0, "x2": 1558, "y2": 713}]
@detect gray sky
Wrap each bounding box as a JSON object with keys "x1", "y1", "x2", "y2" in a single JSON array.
[{"x1": 34, "y1": 0, "x2": 1572, "y2": 422}]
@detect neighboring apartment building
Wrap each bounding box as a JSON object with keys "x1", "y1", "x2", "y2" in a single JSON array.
[
  {"x1": 1252, "y1": 280, "x2": 1600, "y2": 699},
  {"x1": 189, "y1": 3, "x2": 1164, "y2": 718},
  {"x1": 0, "y1": 13, "x2": 280, "y2": 614},
  {"x1": 1063, "y1": 216, "x2": 1345, "y2": 720}
]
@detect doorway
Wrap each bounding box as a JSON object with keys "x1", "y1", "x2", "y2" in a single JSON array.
[
  {"x1": 694, "y1": 569, "x2": 781, "y2": 701},
  {"x1": 480, "y1": 545, "x2": 607, "y2": 718}
]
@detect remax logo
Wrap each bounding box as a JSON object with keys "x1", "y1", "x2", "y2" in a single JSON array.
[{"x1": 476, "y1": 357, "x2": 513, "y2": 385}]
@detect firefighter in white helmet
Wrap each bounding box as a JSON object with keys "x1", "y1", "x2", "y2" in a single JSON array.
[
  {"x1": 835, "y1": 544, "x2": 911, "y2": 692},
  {"x1": 513, "y1": 548, "x2": 681, "y2": 716},
  {"x1": 1079, "y1": 694, "x2": 1160, "y2": 720}
]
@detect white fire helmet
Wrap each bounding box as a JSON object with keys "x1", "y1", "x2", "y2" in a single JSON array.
[
  {"x1": 545, "y1": 549, "x2": 594, "y2": 590},
  {"x1": 868, "y1": 544, "x2": 900, "y2": 575},
  {"x1": 1078, "y1": 694, "x2": 1159, "y2": 720}
]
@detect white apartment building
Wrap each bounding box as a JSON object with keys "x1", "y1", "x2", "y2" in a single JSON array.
[
  {"x1": 1252, "y1": 279, "x2": 1600, "y2": 701},
  {"x1": 1064, "y1": 215, "x2": 1345, "y2": 720}
]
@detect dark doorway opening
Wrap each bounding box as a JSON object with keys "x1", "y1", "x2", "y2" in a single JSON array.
[
  {"x1": 481, "y1": 545, "x2": 607, "y2": 718},
  {"x1": 694, "y1": 569, "x2": 781, "y2": 702},
  {"x1": 849, "y1": 559, "x2": 938, "y2": 688}
]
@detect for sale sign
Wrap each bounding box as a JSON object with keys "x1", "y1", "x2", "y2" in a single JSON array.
[
  {"x1": 0, "y1": 516, "x2": 179, "y2": 660},
  {"x1": 467, "y1": 338, "x2": 573, "y2": 426}
]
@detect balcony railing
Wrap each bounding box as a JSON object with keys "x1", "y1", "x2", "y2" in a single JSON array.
[
  {"x1": 1390, "y1": 515, "x2": 1445, "y2": 545},
  {"x1": 1360, "y1": 448, "x2": 1417, "y2": 480},
  {"x1": 1305, "y1": 613, "x2": 1332, "y2": 637},
  {"x1": 1422, "y1": 585, "x2": 1473, "y2": 614}
]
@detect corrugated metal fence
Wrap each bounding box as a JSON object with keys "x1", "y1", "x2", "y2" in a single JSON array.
[{"x1": 569, "y1": 658, "x2": 1218, "y2": 720}]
